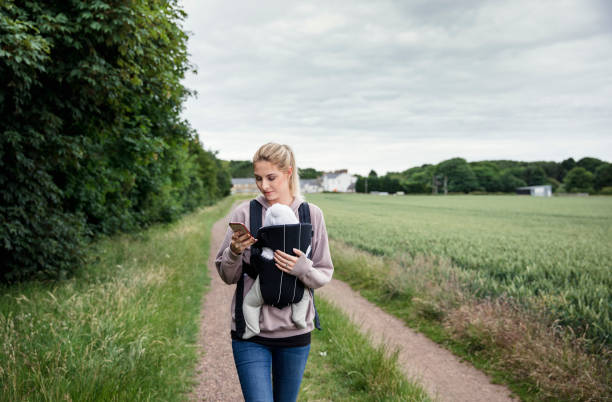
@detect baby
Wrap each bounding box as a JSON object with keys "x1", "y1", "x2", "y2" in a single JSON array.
[{"x1": 242, "y1": 203, "x2": 311, "y2": 339}]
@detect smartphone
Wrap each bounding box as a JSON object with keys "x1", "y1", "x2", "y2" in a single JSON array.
[{"x1": 229, "y1": 222, "x2": 252, "y2": 237}]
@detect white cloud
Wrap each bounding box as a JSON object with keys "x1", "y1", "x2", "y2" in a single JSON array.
[{"x1": 180, "y1": 0, "x2": 612, "y2": 175}]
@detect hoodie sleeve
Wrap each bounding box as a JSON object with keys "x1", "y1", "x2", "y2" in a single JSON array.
[
  {"x1": 289, "y1": 203, "x2": 334, "y2": 289},
  {"x1": 215, "y1": 201, "x2": 251, "y2": 284}
]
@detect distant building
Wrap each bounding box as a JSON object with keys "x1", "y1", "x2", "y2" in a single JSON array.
[
  {"x1": 301, "y1": 179, "x2": 323, "y2": 193},
  {"x1": 321, "y1": 170, "x2": 358, "y2": 192},
  {"x1": 231, "y1": 178, "x2": 257, "y2": 194},
  {"x1": 516, "y1": 185, "x2": 552, "y2": 197},
  {"x1": 233, "y1": 170, "x2": 358, "y2": 194}
]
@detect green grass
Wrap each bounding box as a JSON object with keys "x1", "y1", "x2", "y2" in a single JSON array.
[
  {"x1": 0, "y1": 197, "x2": 235, "y2": 401},
  {"x1": 1, "y1": 193, "x2": 434, "y2": 401},
  {"x1": 305, "y1": 193, "x2": 611, "y2": 347},
  {"x1": 300, "y1": 298, "x2": 433, "y2": 402},
  {"x1": 303, "y1": 193, "x2": 611, "y2": 401},
  {"x1": 328, "y1": 239, "x2": 611, "y2": 401}
]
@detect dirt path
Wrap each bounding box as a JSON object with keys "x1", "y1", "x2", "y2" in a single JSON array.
[
  {"x1": 318, "y1": 281, "x2": 517, "y2": 402},
  {"x1": 191, "y1": 210, "x2": 517, "y2": 401},
  {"x1": 190, "y1": 213, "x2": 242, "y2": 401}
]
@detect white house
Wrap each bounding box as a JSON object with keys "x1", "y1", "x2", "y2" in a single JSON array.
[
  {"x1": 231, "y1": 178, "x2": 257, "y2": 194},
  {"x1": 516, "y1": 185, "x2": 552, "y2": 197},
  {"x1": 321, "y1": 170, "x2": 358, "y2": 192},
  {"x1": 232, "y1": 170, "x2": 357, "y2": 194},
  {"x1": 300, "y1": 179, "x2": 323, "y2": 193}
]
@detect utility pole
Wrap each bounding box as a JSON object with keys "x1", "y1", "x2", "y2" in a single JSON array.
[{"x1": 443, "y1": 175, "x2": 448, "y2": 195}]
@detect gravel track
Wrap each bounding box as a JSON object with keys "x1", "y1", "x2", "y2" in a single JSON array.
[
  {"x1": 190, "y1": 209, "x2": 517, "y2": 401},
  {"x1": 189, "y1": 213, "x2": 242, "y2": 401},
  {"x1": 318, "y1": 280, "x2": 517, "y2": 402}
]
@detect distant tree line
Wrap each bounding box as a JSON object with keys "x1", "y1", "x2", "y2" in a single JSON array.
[
  {"x1": 228, "y1": 157, "x2": 612, "y2": 195},
  {"x1": 1, "y1": 1, "x2": 231, "y2": 282},
  {"x1": 356, "y1": 157, "x2": 612, "y2": 195},
  {"x1": 228, "y1": 160, "x2": 323, "y2": 180}
]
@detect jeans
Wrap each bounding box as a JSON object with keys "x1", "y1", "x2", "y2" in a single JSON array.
[{"x1": 231, "y1": 339, "x2": 310, "y2": 402}]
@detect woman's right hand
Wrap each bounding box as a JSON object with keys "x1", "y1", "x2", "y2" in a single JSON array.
[{"x1": 230, "y1": 231, "x2": 257, "y2": 255}]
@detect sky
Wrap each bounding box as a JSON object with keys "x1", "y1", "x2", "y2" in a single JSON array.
[{"x1": 179, "y1": 0, "x2": 612, "y2": 176}]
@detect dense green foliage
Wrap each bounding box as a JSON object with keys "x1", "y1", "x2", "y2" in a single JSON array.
[
  {"x1": 306, "y1": 193, "x2": 612, "y2": 347},
  {"x1": 564, "y1": 167, "x2": 594, "y2": 193},
  {"x1": 355, "y1": 157, "x2": 611, "y2": 194},
  {"x1": 0, "y1": 1, "x2": 230, "y2": 282},
  {"x1": 0, "y1": 196, "x2": 235, "y2": 400},
  {"x1": 298, "y1": 167, "x2": 324, "y2": 179},
  {"x1": 228, "y1": 160, "x2": 253, "y2": 178},
  {"x1": 435, "y1": 157, "x2": 480, "y2": 193}
]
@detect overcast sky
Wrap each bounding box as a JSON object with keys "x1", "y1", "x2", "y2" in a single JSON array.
[{"x1": 179, "y1": 0, "x2": 612, "y2": 175}]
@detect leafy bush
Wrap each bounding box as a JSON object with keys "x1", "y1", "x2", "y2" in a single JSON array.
[
  {"x1": 599, "y1": 186, "x2": 612, "y2": 195},
  {"x1": 0, "y1": 1, "x2": 230, "y2": 282},
  {"x1": 594, "y1": 163, "x2": 612, "y2": 190},
  {"x1": 564, "y1": 167, "x2": 594, "y2": 193}
]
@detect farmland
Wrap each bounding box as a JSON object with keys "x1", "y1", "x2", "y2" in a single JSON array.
[{"x1": 306, "y1": 193, "x2": 611, "y2": 347}]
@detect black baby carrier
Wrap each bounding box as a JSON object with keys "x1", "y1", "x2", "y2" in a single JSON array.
[{"x1": 235, "y1": 200, "x2": 321, "y2": 338}]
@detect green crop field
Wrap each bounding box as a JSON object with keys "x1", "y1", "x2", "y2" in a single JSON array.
[{"x1": 305, "y1": 193, "x2": 611, "y2": 346}]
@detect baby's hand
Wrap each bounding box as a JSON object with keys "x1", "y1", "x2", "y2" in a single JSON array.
[{"x1": 261, "y1": 247, "x2": 274, "y2": 260}]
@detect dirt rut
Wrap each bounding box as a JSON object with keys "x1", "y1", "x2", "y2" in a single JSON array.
[
  {"x1": 190, "y1": 214, "x2": 242, "y2": 401},
  {"x1": 318, "y1": 280, "x2": 517, "y2": 402}
]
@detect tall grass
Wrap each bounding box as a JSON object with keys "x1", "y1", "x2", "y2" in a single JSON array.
[
  {"x1": 329, "y1": 238, "x2": 611, "y2": 401},
  {"x1": 301, "y1": 298, "x2": 433, "y2": 401},
  {"x1": 0, "y1": 197, "x2": 235, "y2": 401},
  {"x1": 306, "y1": 193, "x2": 611, "y2": 348}
]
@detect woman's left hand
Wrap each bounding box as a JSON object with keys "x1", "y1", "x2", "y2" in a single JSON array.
[{"x1": 274, "y1": 248, "x2": 304, "y2": 273}]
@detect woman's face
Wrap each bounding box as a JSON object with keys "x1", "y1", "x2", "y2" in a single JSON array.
[{"x1": 254, "y1": 160, "x2": 292, "y2": 204}]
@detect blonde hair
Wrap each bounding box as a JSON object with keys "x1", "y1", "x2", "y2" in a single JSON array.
[{"x1": 253, "y1": 143, "x2": 301, "y2": 198}]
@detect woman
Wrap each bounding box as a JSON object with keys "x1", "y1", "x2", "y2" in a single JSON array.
[{"x1": 215, "y1": 143, "x2": 334, "y2": 401}]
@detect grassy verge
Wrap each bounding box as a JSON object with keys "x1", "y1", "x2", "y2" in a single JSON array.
[
  {"x1": 300, "y1": 297, "x2": 433, "y2": 401},
  {"x1": 329, "y1": 239, "x2": 611, "y2": 402},
  {"x1": 0, "y1": 196, "x2": 235, "y2": 401}
]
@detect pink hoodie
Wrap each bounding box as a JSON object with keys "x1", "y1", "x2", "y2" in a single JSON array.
[{"x1": 215, "y1": 194, "x2": 334, "y2": 338}]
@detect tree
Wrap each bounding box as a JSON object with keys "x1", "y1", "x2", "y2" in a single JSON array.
[
  {"x1": 400, "y1": 165, "x2": 433, "y2": 193},
  {"x1": 594, "y1": 163, "x2": 612, "y2": 191},
  {"x1": 564, "y1": 167, "x2": 594, "y2": 193},
  {"x1": 532, "y1": 161, "x2": 564, "y2": 181},
  {"x1": 560, "y1": 158, "x2": 576, "y2": 179},
  {"x1": 435, "y1": 158, "x2": 479, "y2": 193},
  {"x1": 576, "y1": 157, "x2": 604, "y2": 174},
  {"x1": 547, "y1": 177, "x2": 561, "y2": 192},
  {"x1": 355, "y1": 176, "x2": 366, "y2": 192},
  {"x1": 499, "y1": 171, "x2": 527, "y2": 192},
  {"x1": 299, "y1": 167, "x2": 323, "y2": 179},
  {"x1": 524, "y1": 165, "x2": 548, "y2": 186},
  {"x1": 471, "y1": 164, "x2": 502, "y2": 192},
  {"x1": 1, "y1": 1, "x2": 230, "y2": 282},
  {"x1": 229, "y1": 160, "x2": 253, "y2": 178}
]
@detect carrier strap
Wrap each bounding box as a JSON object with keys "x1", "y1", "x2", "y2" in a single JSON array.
[
  {"x1": 298, "y1": 202, "x2": 311, "y2": 225},
  {"x1": 235, "y1": 199, "x2": 321, "y2": 338},
  {"x1": 234, "y1": 200, "x2": 262, "y2": 338},
  {"x1": 298, "y1": 202, "x2": 321, "y2": 330},
  {"x1": 250, "y1": 199, "x2": 263, "y2": 237},
  {"x1": 234, "y1": 272, "x2": 247, "y2": 337}
]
